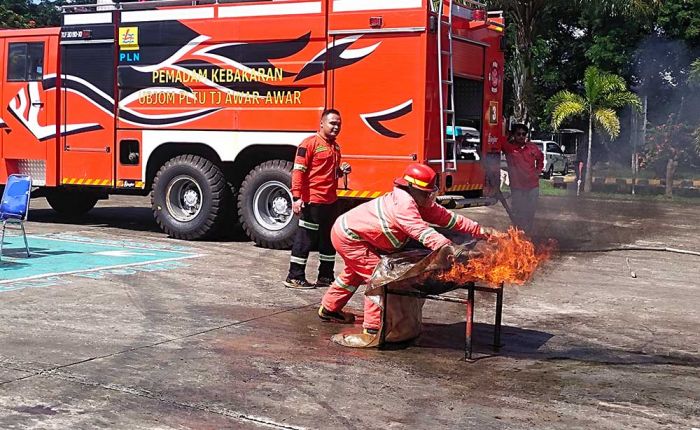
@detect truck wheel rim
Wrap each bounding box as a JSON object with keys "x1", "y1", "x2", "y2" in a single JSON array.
[
  {"x1": 252, "y1": 180, "x2": 292, "y2": 232},
  {"x1": 166, "y1": 175, "x2": 203, "y2": 222}
]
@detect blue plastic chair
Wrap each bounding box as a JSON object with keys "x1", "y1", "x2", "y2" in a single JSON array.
[{"x1": 0, "y1": 174, "x2": 32, "y2": 261}]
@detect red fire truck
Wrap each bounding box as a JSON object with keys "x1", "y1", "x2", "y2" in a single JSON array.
[{"x1": 0, "y1": 0, "x2": 505, "y2": 248}]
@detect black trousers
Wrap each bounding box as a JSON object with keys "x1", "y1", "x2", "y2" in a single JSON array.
[{"x1": 288, "y1": 201, "x2": 339, "y2": 281}]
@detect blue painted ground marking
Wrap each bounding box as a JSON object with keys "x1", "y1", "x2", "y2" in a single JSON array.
[{"x1": 1, "y1": 234, "x2": 200, "y2": 284}]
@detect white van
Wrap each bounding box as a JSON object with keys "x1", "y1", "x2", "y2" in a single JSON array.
[{"x1": 531, "y1": 140, "x2": 568, "y2": 178}]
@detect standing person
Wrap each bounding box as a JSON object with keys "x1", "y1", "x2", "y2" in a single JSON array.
[
  {"x1": 501, "y1": 124, "x2": 543, "y2": 236},
  {"x1": 318, "y1": 163, "x2": 497, "y2": 347},
  {"x1": 284, "y1": 109, "x2": 350, "y2": 290}
]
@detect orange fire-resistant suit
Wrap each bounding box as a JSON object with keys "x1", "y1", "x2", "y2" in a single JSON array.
[{"x1": 321, "y1": 186, "x2": 484, "y2": 330}]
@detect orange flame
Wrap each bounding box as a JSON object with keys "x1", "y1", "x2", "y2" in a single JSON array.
[{"x1": 438, "y1": 227, "x2": 556, "y2": 287}]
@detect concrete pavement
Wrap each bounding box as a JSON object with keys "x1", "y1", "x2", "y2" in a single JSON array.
[{"x1": 0, "y1": 194, "x2": 698, "y2": 429}]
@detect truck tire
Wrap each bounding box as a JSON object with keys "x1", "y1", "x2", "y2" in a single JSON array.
[
  {"x1": 46, "y1": 190, "x2": 99, "y2": 216},
  {"x1": 238, "y1": 160, "x2": 296, "y2": 249},
  {"x1": 151, "y1": 154, "x2": 228, "y2": 240}
]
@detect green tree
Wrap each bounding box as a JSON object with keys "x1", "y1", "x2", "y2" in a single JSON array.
[
  {"x1": 0, "y1": 0, "x2": 73, "y2": 29},
  {"x1": 657, "y1": 0, "x2": 700, "y2": 182},
  {"x1": 488, "y1": 0, "x2": 553, "y2": 123},
  {"x1": 691, "y1": 58, "x2": 700, "y2": 83},
  {"x1": 550, "y1": 66, "x2": 641, "y2": 192},
  {"x1": 578, "y1": 0, "x2": 659, "y2": 18},
  {"x1": 656, "y1": 0, "x2": 700, "y2": 47},
  {"x1": 577, "y1": 0, "x2": 658, "y2": 81},
  {"x1": 502, "y1": 0, "x2": 655, "y2": 122},
  {"x1": 495, "y1": 0, "x2": 657, "y2": 130},
  {"x1": 644, "y1": 115, "x2": 698, "y2": 196},
  {"x1": 1, "y1": 3, "x2": 31, "y2": 28}
]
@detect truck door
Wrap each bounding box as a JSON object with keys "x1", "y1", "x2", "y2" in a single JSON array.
[
  {"x1": 59, "y1": 24, "x2": 116, "y2": 187},
  {"x1": 0, "y1": 34, "x2": 58, "y2": 186}
]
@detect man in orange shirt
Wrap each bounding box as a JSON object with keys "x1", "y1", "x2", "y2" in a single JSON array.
[
  {"x1": 501, "y1": 124, "x2": 544, "y2": 236},
  {"x1": 284, "y1": 109, "x2": 350, "y2": 289}
]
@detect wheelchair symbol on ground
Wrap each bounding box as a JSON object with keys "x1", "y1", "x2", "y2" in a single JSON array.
[{"x1": 0, "y1": 233, "x2": 200, "y2": 284}]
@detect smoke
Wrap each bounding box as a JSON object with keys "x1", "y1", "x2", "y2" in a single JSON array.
[
  {"x1": 632, "y1": 34, "x2": 700, "y2": 124},
  {"x1": 629, "y1": 35, "x2": 700, "y2": 176}
]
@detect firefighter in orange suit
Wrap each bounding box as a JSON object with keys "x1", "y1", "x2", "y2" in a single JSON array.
[
  {"x1": 318, "y1": 163, "x2": 497, "y2": 347},
  {"x1": 285, "y1": 109, "x2": 350, "y2": 289}
]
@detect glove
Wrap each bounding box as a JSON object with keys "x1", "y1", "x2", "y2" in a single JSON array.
[
  {"x1": 340, "y1": 162, "x2": 352, "y2": 174},
  {"x1": 479, "y1": 226, "x2": 499, "y2": 238}
]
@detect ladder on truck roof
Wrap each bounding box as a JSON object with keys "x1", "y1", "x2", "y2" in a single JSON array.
[{"x1": 433, "y1": 0, "x2": 489, "y2": 174}]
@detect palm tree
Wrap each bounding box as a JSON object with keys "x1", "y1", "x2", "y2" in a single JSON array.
[{"x1": 549, "y1": 66, "x2": 641, "y2": 192}]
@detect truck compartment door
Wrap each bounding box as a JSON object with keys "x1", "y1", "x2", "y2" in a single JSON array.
[{"x1": 59, "y1": 24, "x2": 116, "y2": 187}]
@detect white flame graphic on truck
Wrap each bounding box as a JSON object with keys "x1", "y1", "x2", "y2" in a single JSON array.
[{"x1": 7, "y1": 82, "x2": 101, "y2": 141}]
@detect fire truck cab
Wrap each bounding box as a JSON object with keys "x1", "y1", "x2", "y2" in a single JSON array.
[{"x1": 0, "y1": 0, "x2": 505, "y2": 248}]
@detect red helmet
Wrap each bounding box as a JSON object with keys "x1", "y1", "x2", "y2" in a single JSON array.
[{"x1": 394, "y1": 163, "x2": 438, "y2": 192}]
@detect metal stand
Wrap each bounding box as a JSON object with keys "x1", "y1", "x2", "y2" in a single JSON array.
[{"x1": 381, "y1": 282, "x2": 504, "y2": 361}]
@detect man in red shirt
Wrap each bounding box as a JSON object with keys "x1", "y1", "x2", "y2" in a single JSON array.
[
  {"x1": 284, "y1": 109, "x2": 349, "y2": 289},
  {"x1": 501, "y1": 124, "x2": 544, "y2": 236}
]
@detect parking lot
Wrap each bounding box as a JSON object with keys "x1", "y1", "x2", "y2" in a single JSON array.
[{"x1": 0, "y1": 194, "x2": 698, "y2": 429}]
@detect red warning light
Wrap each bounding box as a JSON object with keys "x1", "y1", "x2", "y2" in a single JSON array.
[{"x1": 472, "y1": 9, "x2": 486, "y2": 21}]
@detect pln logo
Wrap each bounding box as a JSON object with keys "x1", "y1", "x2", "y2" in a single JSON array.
[
  {"x1": 120, "y1": 51, "x2": 140, "y2": 63},
  {"x1": 119, "y1": 27, "x2": 139, "y2": 51},
  {"x1": 119, "y1": 27, "x2": 140, "y2": 62}
]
